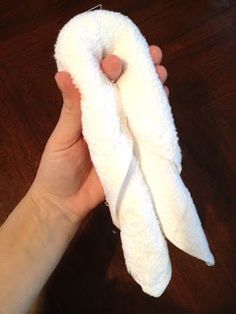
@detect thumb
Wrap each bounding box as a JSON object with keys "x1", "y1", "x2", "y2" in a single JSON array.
[{"x1": 48, "y1": 72, "x2": 83, "y2": 150}]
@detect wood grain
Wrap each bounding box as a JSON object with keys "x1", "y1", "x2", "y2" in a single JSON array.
[{"x1": 0, "y1": 0, "x2": 235, "y2": 313}]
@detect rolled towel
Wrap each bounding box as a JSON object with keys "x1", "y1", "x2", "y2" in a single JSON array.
[{"x1": 54, "y1": 9, "x2": 215, "y2": 297}]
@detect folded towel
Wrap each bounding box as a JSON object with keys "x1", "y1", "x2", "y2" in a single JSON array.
[{"x1": 54, "y1": 9, "x2": 215, "y2": 297}]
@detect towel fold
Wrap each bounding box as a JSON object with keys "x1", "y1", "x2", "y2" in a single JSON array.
[{"x1": 54, "y1": 9, "x2": 215, "y2": 297}]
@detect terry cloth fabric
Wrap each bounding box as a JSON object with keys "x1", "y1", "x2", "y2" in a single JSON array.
[{"x1": 54, "y1": 9, "x2": 215, "y2": 297}]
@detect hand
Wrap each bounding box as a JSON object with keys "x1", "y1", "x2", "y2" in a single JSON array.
[{"x1": 29, "y1": 45, "x2": 169, "y2": 224}]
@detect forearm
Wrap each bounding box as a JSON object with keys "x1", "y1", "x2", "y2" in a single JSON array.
[{"x1": 0, "y1": 190, "x2": 81, "y2": 314}]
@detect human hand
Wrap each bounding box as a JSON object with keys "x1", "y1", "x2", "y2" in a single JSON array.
[{"x1": 29, "y1": 45, "x2": 169, "y2": 224}]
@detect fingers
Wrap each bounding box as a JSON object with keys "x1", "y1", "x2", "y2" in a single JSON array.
[
  {"x1": 48, "y1": 72, "x2": 83, "y2": 150},
  {"x1": 50, "y1": 44, "x2": 169, "y2": 151},
  {"x1": 149, "y1": 45, "x2": 163, "y2": 65},
  {"x1": 163, "y1": 85, "x2": 169, "y2": 97},
  {"x1": 150, "y1": 45, "x2": 169, "y2": 95},
  {"x1": 101, "y1": 45, "x2": 169, "y2": 95},
  {"x1": 101, "y1": 54, "x2": 123, "y2": 81},
  {"x1": 55, "y1": 72, "x2": 81, "y2": 112},
  {"x1": 155, "y1": 64, "x2": 168, "y2": 83}
]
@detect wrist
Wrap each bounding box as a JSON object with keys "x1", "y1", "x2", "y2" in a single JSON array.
[{"x1": 27, "y1": 184, "x2": 82, "y2": 236}]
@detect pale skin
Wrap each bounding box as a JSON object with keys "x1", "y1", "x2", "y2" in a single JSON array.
[{"x1": 0, "y1": 45, "x2": 169, "y2": 313}]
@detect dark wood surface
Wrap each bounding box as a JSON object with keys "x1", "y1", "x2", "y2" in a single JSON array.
[{"x1": 1, "y1": 1, "x2": 236, "y2": 313}]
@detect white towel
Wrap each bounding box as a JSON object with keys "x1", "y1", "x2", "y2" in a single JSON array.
[{"x1": 54, "y1": 9, "x2": 215, "y2": 297}]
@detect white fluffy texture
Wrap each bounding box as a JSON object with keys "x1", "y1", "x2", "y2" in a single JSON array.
[{"x1": 54, "y1": 9, "x2": 215, "y2": 297}]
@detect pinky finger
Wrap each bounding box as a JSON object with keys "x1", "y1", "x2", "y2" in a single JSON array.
[{"x1": 164, "y1": 85, "x2": 169, "y2": 97}]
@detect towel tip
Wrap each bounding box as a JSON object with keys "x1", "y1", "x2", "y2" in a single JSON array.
[
  {"x1": 142, "y1": 287, "x2": 165, "y2": 298},
  {"x1": 205, "y1": 254, "x2": 215, "y2": 266},
  {"x1": 141, "y1": 272, "x2": 172, "y2": 298}
]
